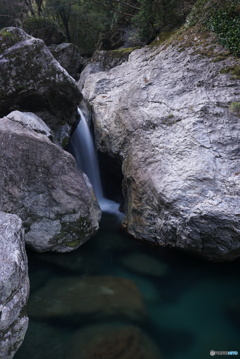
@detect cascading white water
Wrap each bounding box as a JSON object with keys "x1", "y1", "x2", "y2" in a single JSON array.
[
  {"x1": 71, "y1": 108, "x2": 104, "y2": 201},
  {"x1": 70, "y1": 108, "x2": 123, "y2": 217}
]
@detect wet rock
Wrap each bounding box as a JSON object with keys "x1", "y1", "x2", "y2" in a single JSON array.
[
  {"x1": 28, "y1": 276, "x2": 146, "y2": 322},
  {"x1": 0, "y1": 27, "x2": 81, "y2": 141},
  {"x1": 0, "y1": 113, "x2": 101, "y2": 252},
  {"x1": 68, "y1": 324, "x2": 162, "y2": 359},
  {"x1": 120, "y1": 252, "x2": 168, "y2": 277},
  {"x1": 81, "y1": 29, "x2": 240, "y2": 261},
  {"x1": 0, "y1": 212, "x2": 29, "y2": 359}
]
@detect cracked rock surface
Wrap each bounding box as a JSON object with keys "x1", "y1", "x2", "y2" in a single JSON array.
[
  {"x1": 0, "y1": 112, "x2": 101, "y2": 252},
  {"x1": 81, "y1": 30, "x2": 240, "y2": 261},
  {"x1": 0, "y1": 212, "x2": 29, "y2": 359},
  {"x1": 0, "y1": 27, "x2": 82, "y2": 142}
]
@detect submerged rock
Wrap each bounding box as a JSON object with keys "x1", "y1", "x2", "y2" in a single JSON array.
[
  {"x1": 15, "y1": 321, "x2": 66, "y2": 359},
  {"x1": 69, "y1": 324, "x2": 162, "y2": 359},
  {"x1": 120, "y1": 252, "x2": 168, "y2": 277},
  {"x1": 81, "y1": 29, "x2": 240, "y2": 261},
  {"x1": 28, "y1": 276, "x2": 146, "y2": 322},
  {"x1": 0, "y1": 27, "x2": 81, "y2": 141},
  {"x1": 0, "y1": 113, "x2": 100, "y2": 252},
  {"x1": 0, "y1": 212, "x2": 29, "y2": 359}
]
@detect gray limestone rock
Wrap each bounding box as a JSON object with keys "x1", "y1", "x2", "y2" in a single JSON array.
[
  {"x1": 0, "y1": 212, "x2": 29, "y2": 359},
  {"x1": 48, "y1": 43, "x2": 85, "y2": 80},
  {"x1": 81, "y1": 30, "x2": 240, "y2": 261},
  {"x1": 0, "y1": 27, "x2": 81, "y2": 140},
  {"x1": 6, "y1": 110, "x2": 53, "y2": 140},
  {"x1": 0, "y1": 113, "x2": 101, "y2": 252}
]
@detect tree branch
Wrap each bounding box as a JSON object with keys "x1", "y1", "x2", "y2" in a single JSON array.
[
  {"x1": 113, "y1": 0, "x2": 140, "y2": 10},
  {"x1": 89, "y1": 0, "x2": 134, "y2": 17}
]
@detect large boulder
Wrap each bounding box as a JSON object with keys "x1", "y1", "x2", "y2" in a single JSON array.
[
  {"x1": 0, "y1": 212, "x2": 29, "y2": 359},
  {"x1": 48, "y1": 43, "x2": 85, "y2": 80},
  {"x1": 0, "y1": 27, "x2": 81, "y2": 140},
  {"x1": 81, "y1": 29, "x2": 240, "y2": 261},
  {"x1": 0, "y1": 111, "x2": 101, "y2": 252}
]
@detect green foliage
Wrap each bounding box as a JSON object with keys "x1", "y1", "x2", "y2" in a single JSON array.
[
  {"x1": 229, "y1": 102, "x2": 240, "y2": 116},
  {"x1": 187, "y1": 0, "x2": 240, "y2": 57},
  {"x1": 132, "y1": 0, "x2": 194, "y2": 42},
  {"x1": 0, "y1": 0, "x2": 197, "y2": 53},
  {"x1": 0, "y1": 0, "x2": 22, "y2": 28},
  {"x1": 220, "y1": 65, "x2": 240, "y2": 79},
  {"x1": 22, "y1": 16, "x2": 59, "y2": 33},
  {"x1": 208, "y1": 6, "x2": 240, "y2": 56}
]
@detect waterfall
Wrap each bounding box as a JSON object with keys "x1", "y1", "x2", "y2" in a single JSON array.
[
  {"x1": 70, "y1": 108, "x2": 123, "y2": 217},
  {"x1": 71, "y1": 108, "x2": 104, "y2": 201}
]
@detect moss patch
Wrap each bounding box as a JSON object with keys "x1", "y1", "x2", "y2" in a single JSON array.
[
  {"x1": 220, "y1": 65, "x2": 240, "y2": 79},
  {"x1": 229, "y1": 102, "x2": 240, "y2": 116},
  {"x1": 52, "y1": 216, "x2": 94, "y2": 249},
  {"x1": 186, "y1": 0, "x2": 240, "y2": 57},
  {"x1": 0, "y1": 28, "x2": 24, "y2": 52},
  {"x1": 61, "y1": 136, "x2": 69, "y2": 149}
]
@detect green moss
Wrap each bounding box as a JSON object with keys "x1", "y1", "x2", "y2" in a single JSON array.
[
  {"x1": 150, "y1": 29, "x2": 179, "y2": 48},
  {"x1": 111, "y1": 47, "x2": 139, "y2": 54},
  {"x1": 229, "y1": 102, "x2": 240, "y2": 116},
  {"x1": 61, "y1": 136, "x2": 69, "y2": 149},
  {"x1": 220, "y1": 65, "x2": 240, "y2": 79},
  {"x1": 0, "y1": 28, "x2": 23, "y2": 51},
  {"x1": 52, "y1": 216, "x2": 94, "y2": 249},
  {"x1": 211, "y1": 55, "x2": 229, "y2": 62},
  {"x1": 186, "y1": 0, "x2": 240, "y2": 57}
]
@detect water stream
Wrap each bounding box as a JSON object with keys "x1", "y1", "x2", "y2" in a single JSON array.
[
  {"x1": 69, "y1": 108, "x2": 123, "y2": 215},
  {"x1": 14, "y1": 110, "x2": 240, "y2": 359}
]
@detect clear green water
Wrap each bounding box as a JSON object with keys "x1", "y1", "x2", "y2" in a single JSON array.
[{"x1": 15, "y1": 212, "x2": 240, "y2": 359}]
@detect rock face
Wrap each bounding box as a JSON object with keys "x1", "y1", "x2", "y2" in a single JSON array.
[
  {"x1": 0, "y1": 111, "x2": 101, "y2": 252},
  {"x1": 81, "y1": 29, "x2": 240, "y2": 261},
  {"x1": 49, "y1": 43, "x2": 85, "y2": 80},
  {"x1": 0, "y1": 27, "x2": 81, "y2": 139},
  {"x1": 0, "y1": 212, "x2": 29, "y2": 359},
  {"x1": 91, "y1": 49, "x2": 133, "y2": 70}
]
